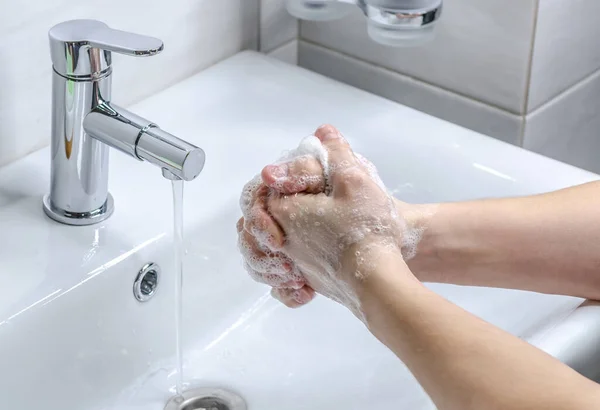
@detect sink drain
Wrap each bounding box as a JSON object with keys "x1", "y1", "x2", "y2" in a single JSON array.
[
  {"x1": 164, "y1": 388, "x2": 247, "y2": 410},
  {"x1": 133, "y1": 262, "x2": 160, "y2": 302}
]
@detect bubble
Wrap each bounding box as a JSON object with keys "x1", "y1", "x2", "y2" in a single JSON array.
[{"x1": 238, "y1": 133, "x2": 436, "y2": 317}]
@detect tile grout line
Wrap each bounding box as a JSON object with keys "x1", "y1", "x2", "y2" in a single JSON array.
[
  {"x1": 267, "y1": 39, "x2": 298, "y2": 54},
  {"x1": 526, "y1": 64, "x2": 600, "y2": 119},
  {"x1": 298, "y1": 39, "x2": 522, "y2": 119},
  {"x1": 521, "y1": 0, "x2": 541, "y2": 146},
  {"x1": 256, "y1": 0, "x2": 262, "y2": 51}
]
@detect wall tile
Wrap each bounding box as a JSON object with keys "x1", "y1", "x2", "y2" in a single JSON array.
[
  {"x1": 528, "y1": 0, "x2": 600, "y2": 111},
  {"x1": 260, "y1": 0, "x2": 298, "y2": 52},
  {"x1": 524, "y1": 68, "x2": 600, "y2": 174},
  {"x1": 299, "y1": 41, "x2": 523, "y2": 145},
  {"x1": 267, "y1": 40, "x2": 298, "y2": 64},
  {"x1": 0, "y1": 0, "x2": 259, "y2": 167},
  {"x1": 300, "y1": 0, "x2": 537, "y2": 114}
]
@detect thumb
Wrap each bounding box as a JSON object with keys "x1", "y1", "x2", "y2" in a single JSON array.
[
  {"x1": 262, "y1": 155, "x2": 325, "y2": 195},
  {"x1": 315, "y1": 124, "x2": 357, "y2": 169}
]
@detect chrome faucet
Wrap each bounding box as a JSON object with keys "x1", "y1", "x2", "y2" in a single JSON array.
[{"x1": 43, "y1": 20, "x2": 205, "y2": 226}]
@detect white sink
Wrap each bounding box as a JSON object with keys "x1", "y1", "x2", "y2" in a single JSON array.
[{"x1": 1, "y1": 51, "x2": 599, "y2": 410}]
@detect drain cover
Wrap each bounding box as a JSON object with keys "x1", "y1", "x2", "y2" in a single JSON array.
[{"x1": 164, "y1": 388, "x2": 247, "y2": 410}]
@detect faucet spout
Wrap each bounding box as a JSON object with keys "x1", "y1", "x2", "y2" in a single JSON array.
[
  {"x1": 43, "y1": 20, "x2": 206, "y2": 226},
  {"x1": 84, "y1": 104, "x2": 205, "y2": 182}
]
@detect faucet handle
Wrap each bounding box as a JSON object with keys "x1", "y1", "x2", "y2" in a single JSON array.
[{"x1": 49, "y1": 19, "x2": 164, "y2": 79}]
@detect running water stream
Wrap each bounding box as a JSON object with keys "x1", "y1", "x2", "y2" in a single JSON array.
[{"x1": 172, "y1": 179, "x2": 185, "y2": 396}]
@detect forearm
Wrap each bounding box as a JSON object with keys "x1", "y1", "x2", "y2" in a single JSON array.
[
  {"x1": 406, "y1": 182, "x2": 600, "y2": 299},
  {"x1": 360, "y1": 252, "x2": 600, "y2": 410}
]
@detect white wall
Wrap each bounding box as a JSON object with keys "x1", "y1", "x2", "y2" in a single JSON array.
[
  {"x1": 523, "y1": 0, "x2": 600, "y2": 173},
  {"x1": 261, "y1": 0, "x2": 600, "y2": 174},
  {"x1": 0, "y1": 0, "x2": 259, "y2": 167},
  {"x1": 260, "y1": 0, "x2": 298, "y2": 64}
]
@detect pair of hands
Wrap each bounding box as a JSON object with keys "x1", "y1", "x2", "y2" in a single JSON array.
[{"x1": 237, "y1": 125, "x2": 411, "y2": 313}]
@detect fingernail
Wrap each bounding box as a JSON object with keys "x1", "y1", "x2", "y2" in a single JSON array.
[
  {"x1": 292, "y1": 289, "x2": 303, "y2": 302},
  {"x1": 322, "y1": 131, "x2": 339, "y2": 141},
  {"x1": 282, "y1": 280, "x2": 304, "y2": 290},
  {"x1": 267, "y1": 164, "x2": 288, "y2": 180},
  {"x1": 293, "y1": 288, "x2": 311, "y2": 303}
]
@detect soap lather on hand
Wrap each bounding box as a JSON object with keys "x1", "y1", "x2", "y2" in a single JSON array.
[
  {"x1": 237, "y1": 130, "x2": 331, "y2": 307},
  {"x1": 237, "y1": 125, "x2": 420, "y2": 313}
]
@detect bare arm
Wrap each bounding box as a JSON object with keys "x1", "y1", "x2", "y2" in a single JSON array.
[
  {"x1": 362, "y1": 250, "x2": 600, "y2": 410},
  {"x1": 407, "y1": 181, "x2": 600, "y2": 300},
  {"x1": 239, "y1": 126, "x2": 600, "y2": 408},
  {"x1": 240, "y1": 127, "x2": 600, "y2": 303}
]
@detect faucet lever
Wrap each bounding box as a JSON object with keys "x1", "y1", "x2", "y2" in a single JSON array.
[
  {"x1": 49, "y1": 19, "x2": 164, "y2": 79},
  {"x1": 85, "y1": 26, "x2": 164, "y2": 57}
]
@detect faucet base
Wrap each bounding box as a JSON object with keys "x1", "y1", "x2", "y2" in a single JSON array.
[{"x1": 43, "y1": 194, "x2": 115, "y2": 226}]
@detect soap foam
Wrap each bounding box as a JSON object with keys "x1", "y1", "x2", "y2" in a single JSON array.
[
  {"x1": 238, "y1": 133, "x2": 432, "y2": 316},
  {"x1": 238, "y1": 136, "x2": 331, "y2": 290}
]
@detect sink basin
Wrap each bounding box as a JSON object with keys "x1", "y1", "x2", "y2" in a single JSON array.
[{"x1": 1, "y1": 51, "x2": 599, "y2": 410}]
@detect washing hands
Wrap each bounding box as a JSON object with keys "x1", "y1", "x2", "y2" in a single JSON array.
[
  {"x1": 236, "y1": 124, "x2": 600, "y2": 410},
  {"x1": 237, "y1": 125, "x2": 425, "y2": 316}
]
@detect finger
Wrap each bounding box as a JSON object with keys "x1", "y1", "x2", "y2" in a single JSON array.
[
  {"x1": 262, "y1": 156, "x2": 325, "y2": 195},
  {"x1": 240, "y1": 229, "x2": 297, "y2": 274},
  {"x1": 243, "y1": 259, "x2": 303, "y2": 286},
  {"x1": 315, "y1": 126, "x2": 373, "y2": 199},
  {"x1": 314, "y1": 124, "x2": 357, "y2": 169},
  {"x1": 271, "y1": 286, "x2": 316, "y2": 308},
  {"x1": 236, "y1": 217, "x2": 244, "y2": 233},
  {"x1": 240, "y1": 228, "x2": 266, "y2": 259},
  {"x1": 314, "y1": 124, "x2": 337, "y2": 141},
  {"x1": 268, "y1": 192, "x2": 330, "y2": 230},
  {"x1": 246, "y1": 185, "x2": 285, "y2": 249}
]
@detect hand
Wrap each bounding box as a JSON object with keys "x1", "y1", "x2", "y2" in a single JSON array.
[
  {"x1": 237, "y1": 125, "x2": 433, "y2": 310},
  {"x1": 236, "y1": 126, "x2": 332, "y2": 307},
  {"x1": 265, "y1": 127, "x2": 408, "y2": 316}
]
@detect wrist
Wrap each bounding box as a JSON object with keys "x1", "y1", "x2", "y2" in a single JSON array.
[
  {"x1": 347, "y1": 244, "x2": 417, "y2": 299},
  {"x1": 355, "y1": 248, "x2": 425, "y2": 325},
  {"x1": 394, "y1": 199, "x2": 442, "y2": 282}
]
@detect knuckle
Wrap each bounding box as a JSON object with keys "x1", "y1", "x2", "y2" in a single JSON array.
[
  {"x1": 271, "y1": 288, "x2": 298, "y2": 308},
  {"x1": 291, "y1": 156, "x2": 323, "y2": 176},
  {"x1": 337, "y1": 167, "x2": 368, "y2": 187},
  {"x1": 315, "y1": 124, "x2": 338, "y2": 138}
]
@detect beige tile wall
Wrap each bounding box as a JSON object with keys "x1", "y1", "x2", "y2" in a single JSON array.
[{"x1": 260, "y1": 0, "x2": 600, "y2": 173}]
